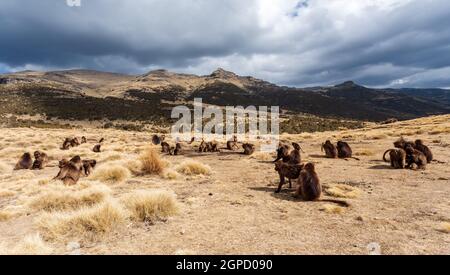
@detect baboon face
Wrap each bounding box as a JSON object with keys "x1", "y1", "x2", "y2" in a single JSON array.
[
  {"x1": 81, "y1": 136, "x2": 87, "y2": 143},
  {"x1": 304, "y1": 163, "x2": 315, "y2": 172},
  {"x1": 415, "y1": 140, "x2": 424, "y2": 146},
  {"x1": 34, "y1": 151, "x2": 41, "y2": 159},
  {"x1": 70, "y1": 156, "x2": 82, "y2": 163},
  {"x1": 59, "y1": 159, "x2": 69, "y2": 168},
  {"x1": 325, "y1": 140, "x2": 332, "y2": 145},
  {"x1": 292, "y1": 143, "x2": 301, "y2": 151}
]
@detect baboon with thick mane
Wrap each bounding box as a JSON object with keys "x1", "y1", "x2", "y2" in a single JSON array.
[
  {"x1": 321, "y1": 140, "x2": 338, "y2": 159},
  {"x1": 54, "y1": 156, "x2": 83, "y2": 185},
  {"x1": 383, "y1": 149, "x2": 406, "y2": 169},
  {"x1": 405, "y1": 145, "x2": 427, "y2": 170},
  {"x1": 274, "y1": 161, "x2": 304, "y2": 193},
  {"x1": 14, "y1": 153, "x2": 33, "y2": 170},
  {"x1": 32, "y1": 151, "x2": 49, "y2": 170},
  {"x1": 337, "y1": 141, "x2": 359, "y2": 160},
  {"x1": 414, "y1": 140, "x2": 433, "y2": 163}
]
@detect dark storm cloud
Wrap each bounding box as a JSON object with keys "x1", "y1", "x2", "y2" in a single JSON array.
[{"x1": 1, "y1": 0, "x2": 450, "y2": 88}]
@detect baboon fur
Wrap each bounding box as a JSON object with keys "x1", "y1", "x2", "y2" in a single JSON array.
[
  {"x1": 274, "y1": 161, "x2": 304, "y2": 193},
  {"x1": 383, "y1": 149, "x2": 406, "y2": 169},
  {"x1": 14, "y1": 153, "x2": 33, "y2": 170},
  {"x1": 322, "y1": 140, "x2": 338, "y2": 159},
  {"x1": 32, "y1": 151, "x2": 49, "y2": 170},
  {"x1": 54, "y1": 156, "x2": 83, "y2": 185}
]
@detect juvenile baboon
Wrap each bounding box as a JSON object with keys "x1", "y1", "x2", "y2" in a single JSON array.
[
  {"x1": 227, "y1": 136, "x2": 239, "y2": 151},
  {"x1": 383, "y1": 149, "x2": 406, "y2": 169},
  {"x1": 288, "y1": 143, "x2": 302, "y2": 164},
  {"x1": 82, "y1": 159, "x2": 97, "y2": 176},
  {"x1": 93, "y1": 144, "x2": 102, "y2": 153},
  {"x1": 414, "y1": 140, "x2": 433, "y2": 163},
  {"x1": 242, "y1": 143, "x2": 255, "y2": 155},
  {"x1": 81, "y1": 136, "x2": 87, "y2": 144},
  {"x1": 405, "y1": 145, "x2": 427, "y2": 170},
  {"x1": 337, "y1": 141, "x2": 359, "y2": 160},
  {"x1": 321, "y1": 140, "x2": 338, "y2": 158},
  {"x1": 294, "y1": 163, "x2": 349, "y2": 207},
  {"x1": 14, "y1": 153, "x2": 33, "y2": 170},
  {"x1": 32, "y1": 151, "x2": 49, "y2": 170},
  {"x1": 61, "y1": 138, "x2": 71, "y2": 150},
  {"x1": 54, "y1": 156, "x2": 83, "y2": 185},
  {"x1": 394, "y1": 137, "x2": 415, "y2": 150},
  {"x1": 274, "y1": 161, "x2": 304, "y2": 193},
  {"x1": 70, "y1": 137, "x2": 81, "y2": 147}
]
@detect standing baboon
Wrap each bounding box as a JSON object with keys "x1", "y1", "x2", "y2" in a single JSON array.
[
  {"x1": 14, "y1": 153, "x2": 33, "y2": 170},
  {"x1": 242, "y1": 143, "x2": 255, "y2": 155},
  {"x1": 383, "y1": 149, "x2": 406, "y2": 169},
  {"x1": 82, "y1": 159, "x2": 97, "y2": 176},
  {"x1": 321, "y1": 140, "x2": 338, "y2": 158},
  {"x1": 93, "y1": 144, "x2": 102, "y2": 153},
  {"x1": 227, "y1": 136, "x2": 239, "y2": 151},
  {"x1": 337, "y1": 141, "x2": 359, "y2": 160},
  {"x1": 54, "y1": 156, "x2": 83, "y2": 185},
  {"x1": 414, "y1": 140, "x2": 433, "y2": 163},
  {"x1": 61, "y1": 138, "x2": 71, "y2": 150},
  {"x1": 32, "y1": 151, "x2": 49, "y2": 170},
  {"x1": 274, "y1": 161, "x2": 304, "y2": 193},
  {"x1": 81, "y1": 136, "x2": 87, "y2": 144},
  {"x1": 405, "y1": 145, "x2": 427, "y2": 170}
]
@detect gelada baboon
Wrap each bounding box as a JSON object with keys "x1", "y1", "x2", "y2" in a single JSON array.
[
  {"x1": 208, "y1": 141, "x2": 220, "y2": 152},
  {"x1": 394, "y1": 137, "x2": 415, "y2": 150},
  {"x1": 227, "y1": 136, "x2": 239, "y2": 151},
  {"x1": 321, "y1": 140, "x2": 338, "y2": 158},
  {"x1": 81, "y1": 136, "x2": 87, "y2": 144},
  {"x1": 93, "y1": 144, "x2": 102, "y2": 153},
  {"x1": 82, "y1": 159, "x2": 97, "y2": 176},
  {"x1": 273, "y1": 143, "x2": 292, "y2": 163},
  {"x1": 32, "y1": 151, "x2": 49, "y2": 170},
  {"x1": 99, "y1": 138, "x2": 105, "y2": 144},
  {"x1": 161, "y1": 141, "x2": 171, "y2": 154},
  {"x1": 173, "y1": 143, "x2": 183, "y2": 156},
  {"x1": 405, "y1": 145, "x2": 427, "y2": 170},
  {"x1": 337, "y1": 141, "x2": 360, "y2": 160},
  {"x1": 61, "y1": 138, "x2": 71, "y2": 150},
  {"x1": 294, "y1": 163, "x2": 350, "y2": 207},
  {"x1": 242, "y1": 143, "x2": 255, "y2": 155},
  {"x1": 54, "y1": 156, "x2": 83, "y2": 185},
  {"x1": 198, "y1": 139, "x2": 208, "y2": 153},
  {"x1": 414, "y1": 140, "x2": 433, "y2": 163},
  {"x1": 288, "y1": 143, "x2": 302, "y2": 164},
  {"x1": 14, "y1": 153, "x2": 33, "y2": 170},
  {"x1": 274, "y1": 161, "x2": 304, "y2": 193},
  {"x1": 70, "y1": 137, "x2": 81, "y2": 147},
  {"x1": 152, "y1": 134, "x2": 162, "y2": 145},
  {"x1": 383, "y1": 149, "x2": 406, "y2": 169}
]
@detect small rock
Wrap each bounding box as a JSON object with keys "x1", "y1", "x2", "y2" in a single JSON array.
[{"x1": 209, "y1": 193, "x2": 213, "y2": 196}]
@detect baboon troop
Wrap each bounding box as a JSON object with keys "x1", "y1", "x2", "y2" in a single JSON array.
[
  {"x1": 321, "y1": 140, "x2": 338, "y2": 159},
  {"x1": 198, "y1": 139, "x2": 220, "y2": 153},
  {"x1": 384, "y1": 137, "x2": 433, "y2": 170},
  {"x1": 61, "y1": 136, "x2": 88, "y2": 150}
]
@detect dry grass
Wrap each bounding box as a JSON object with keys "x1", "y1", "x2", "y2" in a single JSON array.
[
  {"x1": 161, "y1": 169, "x2": 181, "y2": 180},
  {"x1": 139, "y1": 147, "x2": 166, "y2": 175},
  {"x1": 124, "y1": 159, "x2": 144, "y2": 176},
  {"x1": 365, "y1": 133, "x2": 388, "y2": 140},
  {"x1": 324, "y1": 184, "x2": 362, "y2": 199},
  {"x1": 0, "y1": 210, "x2": 15, "y2": 222},
  {"x1": 250, "y1": 152, "x2": 274, "y2": 162},
  {"x1": 320, "y1": 204, "x2": 345, "y2": 214},
  {"x1": 176, "y1": 160, "x2": 211, "y2": 176},
  {"x1": 122, "y1": 190, "x2": 179, "y2": 223},
  {"x1": 0, "y1": 189, "x2": 16, "y2": 198},
  {"x1": 37, "y1": 200, "x2": 126, "y2": 241},
  {"x1": 436, "y1": 222, "x2": 450, "y2": 233},
  {"x1": 29, "y1": 185, "x2": 111, "y2": 212},
  {"x1": 91, "y1": 164, "x2": 131, "y2": 183},
  {"x1": 6, "y1": 234, "x2": 53, "y2": 255},
  {"x1": 0, "y1": 161, "x2": 10, "y2": 173},
  {"x1": 354, "y1": 149, "x2": 375, "y2": 157}
]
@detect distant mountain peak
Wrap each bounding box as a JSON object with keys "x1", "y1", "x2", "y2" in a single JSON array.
[
  {"x1": 335, "y1": 81, "x2": 357, "y2": 87},
  {"x1": 210, "y1": 68, "x2": 238, "y2": 79}
]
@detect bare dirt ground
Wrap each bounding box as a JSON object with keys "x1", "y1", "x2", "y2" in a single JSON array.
[{"x1": 0, "y1": 115, "x2": 449, "y2": 255}]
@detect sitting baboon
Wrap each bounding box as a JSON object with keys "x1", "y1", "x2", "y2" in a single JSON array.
[
  {"x1": 288, "y1": 143, "x2": 302, "y2": 164},
  {"x1": 81, "y1": 136, "x2": 87, "y2": 144},
  {"x1": 227, "y1": 136, "x2": 239, "y2": 151},
  {"x1": 198, "y1": 139, "x2": 208, "y2": 153},
  {"x1": 14, "y1": 153, "x2": 33, "y2": 170},
  {"x1": 208, "y1": 141, "x2": 220, "y2": 152},
  {"x1": 54, "y1": 156, "x2": 83, "y2": 185},
  {"x1": 294, "y1": 163, "x2": 350, "y2": 207},
  {"x1": 405, "y1": 145, "x2": 427, "y2": 170},
  {"x1": 82, "y1": 159, "x2": 97, "y2": 176},
  {"x1": 152, "y1": 134, "x2": 162, "y2": 145},
  {"x1": 70, "y1": 137, "x2": 81, "y2": 147},
  {"x1": 394, "y1": 137, "x2": 415, "y2": 150},
  {"x1": 383, "y1": 149, "x2": 406, "y2": 169},
  {"x1": 274, "y1": 161, "x2": 304, "y2": 193},
  {"x1": 337, "y1": 141, "x2": 359, "y2": 160},
  {"x1": 273, "y1": 143, "x2": 292, "y2": 163},
  {"x1": 321, "y1": 140, "x2": 338, "y2": 158},
  {"x1": 61, "y1": 138, "x2": 71, "y2": 150},
  {"x1": 32, "y1": 151, "x2": 49, "y2": 170},
  {"x1": 93, "y1": 144, "x2": 102, "y2": 153},
  {"x1": 242, "y1": 143, "x2": 255, "y2": 155},
  {"x1": 161, "y1": 141, "x2": 171, "y2": 154},
  {"x1": 173, "y1": 143, "x2": 183, "y2": 156},
  {"x1": 414, "y1": 140, "x2": 433, "y2": 163}
]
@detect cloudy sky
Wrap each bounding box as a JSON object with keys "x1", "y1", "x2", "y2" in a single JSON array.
[{"x1": 1, "y1": 0, "x2": 450, "y2": 88}]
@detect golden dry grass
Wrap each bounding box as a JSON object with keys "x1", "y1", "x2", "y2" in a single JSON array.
[
  {"x1": 29, "y1": 185, "x2": 111, "y2": 212},
  {"x1": 139, "y1": 147, "x2": 166, "y2": 175},
  {"x1": 37, "y1": 200, "x2": 126, "y2": 241},
  {"x1": 90, "y1": 164, "x2": 131, "y2": 183},
  {"x1": 354, "y1": 149, "x2": 376, "y2": 156},
  {"x1": 320, "y1": 204, "x2": 345, "y2": 214},
  {"x1": 161, "y1": 168, "x2": 181, "y2": 180},
  {"x1": 0, "y1": 161, "x2": 9, "y2": 173},
  {"x1": 0, "y1": 189, "x2": 16, "y2": 198},
  {"x1": 176, "y1": 160, "x2": 211, "y2": 176},
  {"x1": 0, "y1": 210, "x2": 15, "y2": 222},
  {"x1": 324, "y1": 184, "x2": 362, "y2": 199},
  {"x1": 250, "y1": 152, "x2": 274, "y2": 162},
  {"x1": 436, "y1": 222, "x2": 450, "y2": 233},
  {"x1": 122, "y1": 190, "x2": 179, "y2": 223},
  {"x1": 5, "y1": 234, "x2": 53, "y2": 255}
]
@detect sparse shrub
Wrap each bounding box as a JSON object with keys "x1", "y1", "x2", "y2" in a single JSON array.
[
  {"x1": 176, "y1": 160, "x2": 211, "y2": 176},
  {"x1": 91, "y1": 165, "x2": 131, "y2": 183},
  {"x1": 0, "y1": 210, "x2": 14, "y2": 222},
  {"x1": 29, "y1": 185, "x2": 111, "y2": 212},
  {"x1": 37, "y1": 200, "x2": 126, "y2": 241},
  {"x1": 320, "y1": 204, "x2": 345, "y2": 214},
  {"x1": 8, "y1": 234, "x2": 53, "y2": 255},
  {"x1": 161, "y1": 169, "x2": 181, "y2": 180},
  {"x1": 139, "y1": 147, "x2": 165, "y2": 175},
  {"x1": 324, "y1": 184, "x2": 361, "y2": 199}
]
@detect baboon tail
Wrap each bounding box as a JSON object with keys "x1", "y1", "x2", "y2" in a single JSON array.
[
  {"x1": 432, "y1": 159, "x2": 446, "y2": 164},
  {"x1": 321, "y1": 199, "x2": 351, "y2": 207},
  {"x1": 351, "y1": 157, "x2": 361, "y2": 161},
  {"x1": 383, "y1": 150, "x2": 392, "y2": 162},
  {"x1": 273, "y1": 157, "x2": 282, "y2": 163}
]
